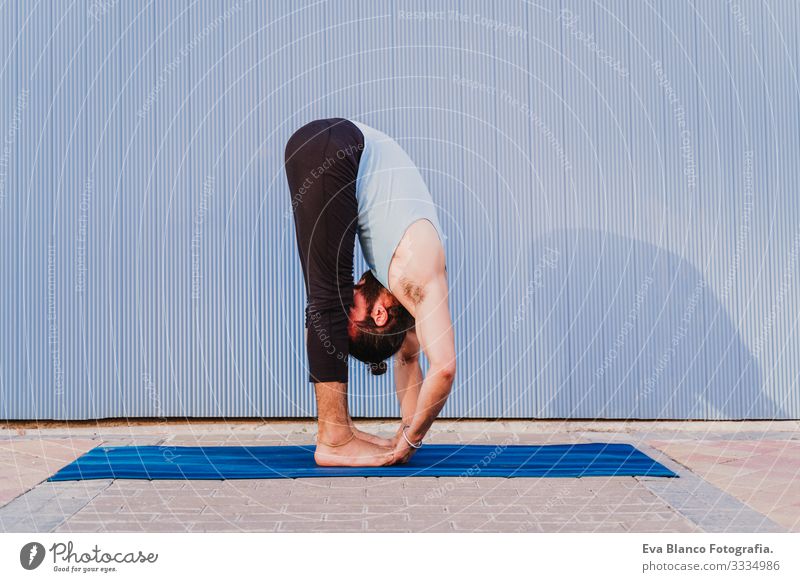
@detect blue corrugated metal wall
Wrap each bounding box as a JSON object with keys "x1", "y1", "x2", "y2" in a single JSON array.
[{"x1": 1, "y1": 1, "x2": 798, "y2": 419}]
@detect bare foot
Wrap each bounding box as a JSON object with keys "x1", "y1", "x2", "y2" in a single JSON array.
[
  {"x1": 314, "y1": 436, "x2": 393, "y2": 467},
  {"x1": 349, "y1": 422, "x2": 393, "y2": 448}
]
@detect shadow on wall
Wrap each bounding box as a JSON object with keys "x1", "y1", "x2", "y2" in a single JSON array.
[{"x1": 525, "y1": 229, "x2": 784, "y2": 420}]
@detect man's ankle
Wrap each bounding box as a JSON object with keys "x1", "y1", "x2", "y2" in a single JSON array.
[{"x1": 317, "y1": 425, "x2": 354, "y2": 446}]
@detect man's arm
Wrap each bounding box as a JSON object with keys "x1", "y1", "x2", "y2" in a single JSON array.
[
  {"x1": 392, "y1": 272, "x2": 456, "y2": 462},
  {"x1": 394, "y1": 329, "x2": 423, "y2": 425}
]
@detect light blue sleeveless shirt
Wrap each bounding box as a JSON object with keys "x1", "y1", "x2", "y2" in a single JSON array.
[{"x1": 351, "y1": 120, "x2": 445, "y2": 290}]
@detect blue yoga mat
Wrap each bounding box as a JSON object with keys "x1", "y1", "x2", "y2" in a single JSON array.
[{"x1": 48, "y1": 443, "x2": 676, "y2": 481}]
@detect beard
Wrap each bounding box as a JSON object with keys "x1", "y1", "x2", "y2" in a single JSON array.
[{"x1": 354, "y1": 270, "x2": 386, "y2": 312}]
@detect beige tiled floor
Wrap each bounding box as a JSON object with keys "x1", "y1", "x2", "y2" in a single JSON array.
[
  {"x1": 0, "y1": 438, "x2": 96, "y2": 506},
  {"x1": 648, "y1": 439, "x2": 800, "y2": 531},
  {"x1": 47, "y1": 475, "x2": 699, "y2": 533},
  {"x1": 1, "y1": 420, "x2": 798, "y2": 532}
]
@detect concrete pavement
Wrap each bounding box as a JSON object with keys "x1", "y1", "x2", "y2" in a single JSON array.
[{"x1": 1, "y1": 420, "x2": 797, "y2": 533}]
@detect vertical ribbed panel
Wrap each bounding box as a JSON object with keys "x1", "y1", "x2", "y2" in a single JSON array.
[{"x1": 0, "y1": 0, "x2": 798, "y2": 419}]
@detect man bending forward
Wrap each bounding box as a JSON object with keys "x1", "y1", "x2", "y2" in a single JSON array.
[{"x1": 284, "y1": 118, "x2": 456, "y2": 466}]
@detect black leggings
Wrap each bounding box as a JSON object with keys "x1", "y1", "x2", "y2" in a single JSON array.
[{"x1": 284, "y1": 118, "x2": 365, "y2": 383}]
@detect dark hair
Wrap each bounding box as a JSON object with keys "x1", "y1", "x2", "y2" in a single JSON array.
[{"x1": 349, "y1": 271, "x2": 414, "y2": 375}]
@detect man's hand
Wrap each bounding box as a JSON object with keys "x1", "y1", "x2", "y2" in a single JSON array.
[
  {"x1": 390, "y1": 424, "x2": 422, "y2": 464},
  {"x1": 391, "y1": 436, "x2": 417, "y2": 464}
]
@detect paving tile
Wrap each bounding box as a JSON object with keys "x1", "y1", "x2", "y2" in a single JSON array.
[
  {"x1": 55, "y1": 523, "x2": 108, "y2": 533},
  {"x1": 282, "y1": 503, "x2": 363, "y2": 514},
  {"x1": 189, "y1": 521, "x2": 247, "y2": 532},
  {"x1": 362, "y1": 514, "x2": 412, "y2": 531}
]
